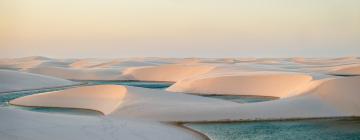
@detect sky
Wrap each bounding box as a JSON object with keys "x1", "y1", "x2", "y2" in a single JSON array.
[{"x1": 1, "y1": 0, "x2": 360, "y2": 58}]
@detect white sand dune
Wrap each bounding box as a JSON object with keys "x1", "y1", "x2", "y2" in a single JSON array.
[
  {"x1": 330, "y1": 64, "x2": 360, "y2": 76},
  {"x1": 0, "y1": 70, "x2": 77, "y2": 93},
  {"x1": 0, "y1": 56, "x2": 50, "y2": 70},
  {"x1": 0, "y1": 108, "x2": 202, "y2": 140},
  {"x1": 27, "y1": 66, "x2": 124, "y2": 80},
  {"x1": 69, "y1": 58, "x2": 112, "y2": 68},
  {"x1": 2, "y1": 57, "x2": 360, "y2": 139},
  {"x1": 110, "y1": 76, "x2": 359, "y2": 122},
  {"x1": 168, "y1": 71, "x2": 313, "y2": 98},
  {"x1": 10, "y1": 85, "x2": 127, "y2": 115},
  {"x1": 290, "y1": 57, "x2": 360, "y2": 66},
  {"x1": 110, "y1": 86, "x2": 240, "y2": 121},
  {"x1": 122, "y1": 64, "x2": 215, "y2": 82},
  {"x1": 314, "y1": 76, "x2": 360, "y2": 115},
  {"x1": 88, "y1": 60, "x2": 157, "y2": 68}
]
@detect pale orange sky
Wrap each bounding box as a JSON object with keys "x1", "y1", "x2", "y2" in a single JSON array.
[{"x1": 1, "y1": 0, "x2": 360, "y2": 58}]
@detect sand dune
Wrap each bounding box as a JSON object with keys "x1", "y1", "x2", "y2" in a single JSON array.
[
  {"x1": 0, "y1": 57, "x2": 50, "y2": 70},
  {"x1": 69, "y1": 59, "x2": 112, "y2": 68},
  {"x1": 0, "y1": 70, "x2": 77, "y2": 93},
  {"x1": 5, "y1": 67, "x2": 360, "y2": 122},
  {"x1": 290, "y1": 57, "x2": 360, "y2": 66},
  {"x1": 0, "y1": 108, "x2": 201, "y2": 140},
  {"x1": 168, "y1": 71, "x2": 313, "y2": 98},
  {"x1": 89, "y1": 60, "x2": 157, "y2": 68},
  {"x1": 122, "y1": 64, "x2": 215, "y2": 82},
  {"x1": 27, "y1": 66, "x2": 123, "y2": 80},
  {"x1": 2, "y1": 57, "x2": 360, "y2": 139},
  {"x1": 110, "y1": 77, "x2": 359, "y2": 122},
  {"x1": 10, "y1": 85, "x2": 127, "y2": 115},
  {"x1": 314, "y1": 76, "x2": 360, "y2": 115},
  {"x1": 330, "y1": 64, "x2": 360, "y2": 76}
]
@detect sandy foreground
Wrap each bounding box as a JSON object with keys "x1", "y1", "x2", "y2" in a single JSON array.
[{"x1": 1, "y1": 56, "x2": 360, "y2": 140}]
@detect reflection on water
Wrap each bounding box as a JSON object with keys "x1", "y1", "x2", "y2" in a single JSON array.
[
  {"x1": 1, "y1": 81, "x2": 275, "y2": 116},
  {"x1": 0, "y1": 87, "x2": 69, "y2": 106},
  {"x1": 186, "y1": 118, "x2": 360, "y2": 140},
  {"x1": 84, "y1": 80, "x2": 173, "y2": 89},
  {"x1": 201, "y1": 95, "x2": 276, "y2": 103},
  {"x1": 8, "y1": 106, "x2": 101, "y2": 116},
  {"x1": 0, "y1": 81, "x2": 172, "y2": 115}
]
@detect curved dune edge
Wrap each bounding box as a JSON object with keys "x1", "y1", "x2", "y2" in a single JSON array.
[
  {"x1": 122, "y1": 64, "x2": 215, "y2": 82},
  {"x1": 168, "y1": 72, "x2": 313, "y2": 98},
  {"x1": 27, "y1": 66, "x2": 124, "y2": 80},
  {"x1": 330, "y1": 65, "x2": 360, "y2": 76},
  {"x1": 112, "y1": 76, "x2": 360, "y2": 122},
  {"x1": 9, "y1": 85, "x2": 127, "y2": 115},
  {"x1": 0, "y1": 69, "x2": 77, "y2": 93},
  {"x1": 290, "y1": 57, "x2": 358, "y2": 64},
  {"x1": 313, "y1": 76, "x2": 360, "y2": 116},
  {"x1": 0, "y1": 108, "x2": 201, "y2": 140}
]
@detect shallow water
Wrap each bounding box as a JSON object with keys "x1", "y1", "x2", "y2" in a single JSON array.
[
  {"x1": 186, "y1": 118, "x2": 360, "y2": 140},
  {"x1": 201, "y1": 95, "x2": 276, "y2": 103},
  {"x1": 85, "y1": 80, "x2": 173, "y2": 89},
  {"x1": 8, "y1": 106, "x2": 102, "y2": 116},
  {"x1": 1, "y1": 81, "x2": 275, "y2": 115},
  {"x1": 0, "y1": 87, "x2": 69, "y2": 105},
  {"x1": 0, "y1": 81, "x2": 173, "y2": 115}
]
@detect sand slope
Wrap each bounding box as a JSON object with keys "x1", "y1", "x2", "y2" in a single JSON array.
[
  {"x1": 10, "y1": 85, "x2": 127, "y2": 115},
  {"x1": 8, "y1": 76, "x2": 360, "y2": 121},
  {"x1": 122, "y1": 64, "x2": 215, "y2": 82},
  {"x1": 314, "y1": 76, "x2": 360, "y2": 116},
  {"x1": 168, "y1": 71, "x2": 313, "y2": 98},
  {"x1": 111, "y1": 76, "x2": 360, "y2": 122},
  {"x1": 0, "y1": 70, "x2": 77, "y2": 93},
  {"x1": 0, "y1": 108, "x2": 201, "y2": 140},
  {"x1": 3, "y1": 57, "x2": 360, "y2": 140},
  {"x1": 27, "y1": 66, "x2": 123, "y2": 80},
  {"x1": 331, "y1": 65, "x2": 360, "y2": 76}
]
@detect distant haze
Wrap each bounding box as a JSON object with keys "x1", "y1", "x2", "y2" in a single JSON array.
[{"x1": 1, "y1": 0, "x2": 359, "y2": 58}]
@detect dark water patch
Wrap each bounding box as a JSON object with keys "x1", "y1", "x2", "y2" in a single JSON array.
[
  {"x1": 0, "y1": 87, "x2": 71, "y2": 106},
  {"x1": 186, "y1": 118, "x2": 360, "y2": 140},
  {"x1": 330, "y1": 74, "x2": 360, "y2": 77},
  {"x1": 81, "y1": 80, "x2": 173, "y2": 89},
  {"x1": 8, "y1": 105, "x2": 102, "y2": 116},
  {"x1": 0, "y1": 81, "x2": 172, "y2": 116},
  {"x1": 0, "y1": 67, "x2": 20, "y2": 71},
  {"x1": 200, "y1": 95, "x2": 277, "y2": 103}
]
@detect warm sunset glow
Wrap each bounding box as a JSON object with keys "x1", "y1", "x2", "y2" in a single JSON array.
[{"x1": 1, "y1": 0, "x2": 359, "y2": 57}]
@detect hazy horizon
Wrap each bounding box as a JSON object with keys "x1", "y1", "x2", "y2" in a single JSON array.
[{"x1": 1, "y1": 0, "x2": 359, "y2": 58}]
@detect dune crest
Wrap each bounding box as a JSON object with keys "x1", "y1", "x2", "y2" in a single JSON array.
[
  {"x1": 122, "y1": 64, "x2": 215, "y2": 82},
  {"x1": 168, "y1": 72, "x2": 313, "y2": 98},
  {"x1": 331, "y1": 65, "x2": 360, "y2": 76},
  {"x1": 0, "y1": 70, "x2": 77, "y2": 93},
  {"x1": 313, "y1": 76, "x2": 360, "y2": 116},
  {"x1": 27, "y1": 66, "x2": 123, "y2": 80},
  {"x1": 10, "y1": 85, "x2": 127, "y2": 115}
]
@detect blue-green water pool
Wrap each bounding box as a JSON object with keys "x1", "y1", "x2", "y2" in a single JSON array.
[
  {"x1": 186, "y1": 118, "x2": 360, "y2": 140},
  {"x1": 0, "y1": 87, "x2": 71, "y2": 106},
  {"x1": 84, "y1": 80, "x2": 173, "y2": 89},
  {"x1": 201, "y1": 95, "x2": 276, "y2": 103},
  {"x1": 0, "y1": 80, "x2": 275, "y2": 116},
  {"x1": 0, "y1": 81, "x2": 174, "y2": 115}
]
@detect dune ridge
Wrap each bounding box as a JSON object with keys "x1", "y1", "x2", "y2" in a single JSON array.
[
  {"x1": 168, "y1": 71, "x2": 313, "y2": 98},
  {"x1": 331, "y1": 65, "x2": 360, "y2": 76},
  {"x1": 122, "y1": 64, "x2": 215, "y2": 82},
  {"x1": 27, "y1": 66, "x2": 123, "y2": 80},
  {"x1": 10, "y1": 85, "x2": 127, "y2": 115},
  {"x1": 2, "y1": 57, "x2": 360, "y2": 140},
  {"x1": 110, "y1": 76, "x2": 359, "y2": 122},
  {"x1": 0, "y1": 70, "x2": 77, "y2": 93}
]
